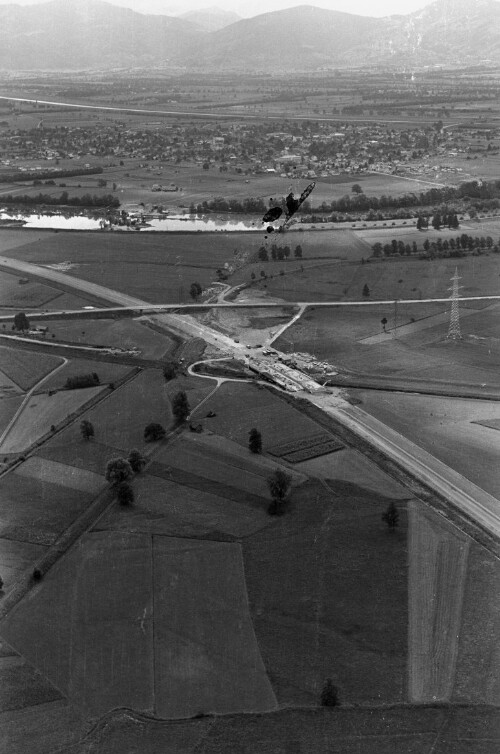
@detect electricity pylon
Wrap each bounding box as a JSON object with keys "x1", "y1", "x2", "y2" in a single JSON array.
[{"x1": 447, "y1": 268, "x2": 462, "y2": 341}]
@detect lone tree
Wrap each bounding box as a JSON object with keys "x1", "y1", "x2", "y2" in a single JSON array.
[
  {"x1": 248, "y1": 428, "x2": 262, "y2": 454},
  {"x1": 162, "y1": 362, "x2": 177, "y2": 382},
  {"x1": 294, "y1": 244, "x2": 303, "y2": 258},
  {"x1": 105, "y1": 457, "x2": 133, "y2": 485},
  {"x1": 351, "y1": 183, "x2": 363, "y2": 194},
  {"x1": 190, "y1": 281, "x2": 202, "y2": 300},
  {"x1": 381, "y1": 317, "x2": 388, "y2": 332},
  {"x1": 80, "y1": 419, "x2": 94, "y2": 441},
  {"x1": 382, "y1": 502, "x2": 399, "y2": 529},
  {"x1": 128, "y1": 448, "x2": 146, "y2": 473},
  {"x1": 117, "y1": 481, "x2": 134, "y2": 506},
  {"x1": 13, "y1": 312, "x2": 30, "y2": 332},
  {"x1": 144, "y1": 422, "x2": 166, "y2": 442},
  {"x1": 362, "y1": 284, "x2": 370, "y2": 297},
  {"x1": 267, "y1": 468, "x2": 292, "y2": 516},
  {"x1": 172, "y1": 390, "x2": 190, "y2": 424},
  {"x1": 320, "y1": 679, "x2": 339, "y2": 707}
]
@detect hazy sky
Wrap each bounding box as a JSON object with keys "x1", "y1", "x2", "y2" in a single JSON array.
[{"x1": 0, "y1": 0, "x2": 443, "y2": 19}]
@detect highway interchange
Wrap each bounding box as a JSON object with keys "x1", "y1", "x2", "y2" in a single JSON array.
[{"x1": 1, "y1": 253, "x2": 500, "y2": 539}]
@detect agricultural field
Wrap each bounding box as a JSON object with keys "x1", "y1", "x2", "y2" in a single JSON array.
[
  {"x1": 354, "y1": 391, "x2": 500, "y2": 497},
  {"x1": 190, "y1": 382, "x2": 330, "y2": 450},
  {"x1": 0, "y1": 270, "x2": 63, "y2": 308},
  {"x1": 0, "y1": 385, "x2": 103, "y2": 454},
  {"x1": 0, "y1": 532, "x2": 276, "y2": 718},
  {"x1": 0, "y1": 346, "x2": 63, "y2": 390},
  {"x1": 0, "y1": 539, "x2": 47, "y2": 592},
  {"x1": 1, "y1": 231, "x2": 260, "y2": 303},
  {"x1": 16, "y1": 456, "x2": 105, "y2": 494},
  {"x1": 35, "y1": 358, "x2": 131, "y2": 392},
  {"x1": 0, "y1": 468, "x2": 96, "y2": 544},
  {"x1": 242, "y1": 476, "x2": 409, "y2": 706},
  {"x1": 258, "y1": 251, "x2": 500, "y2": 304},
  {"x1": 40, "y1": 317, "x2": 176, "y2": 359},
  {"x1": 97, "y1": 471, "x2": 273, "y2": 539},
  {"x1": 44, "y1": 369, "x2": 171, "y2": 454}
]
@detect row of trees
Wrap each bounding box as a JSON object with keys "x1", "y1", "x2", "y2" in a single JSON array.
[
  {"x1": 257, "y1": 244, "x2": 303, "y2": 262},
  {"x1": 416, "y1": 212, "x2": 460, "y2": 230},
  {"x1": 0, "y1": 166, "x2": 103, "y2": 183},
  {"x1": 1, "y1": 191, "x2": 120, "y2": 207},
  {"x1": 190, "y1": 197, "x2": 267, "y2": 214},
  {"x1": 373, "y1": 233, "x2": 499, "y2": 258}
]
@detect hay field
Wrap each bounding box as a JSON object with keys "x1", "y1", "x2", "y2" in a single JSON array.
[
  {"x1": 2, "y1": 231, "x2": 260, "y2": 304},
  {"x1": 190, "y1": 382, "x2": 326, "y2": 448},
  {"x1": 97, "y1": 472, "x2": 272, "y2": 539},
  {"x1": 243, "y1": 479, "x2": 408, "y2": 705},
  {"x1": 45, "y1": 369, "x2": 171, "y2": 453},
  {"x1": 0, "y1": 532, "x2": 276, "y2": 718},
  {"x1": 0, "y1": 386, "x2": 103, "y2": 454},
  {"x1": 36, "y1": 358, "x2": 131, "y2": 392},
  {"x1": 408, "y1": 502, "x2": 470, "y2": 703},
  {"x1": 0, "y1": 346, "x2": 63, "y2": 390},
  {"x1": 42, "y1": 318, "x2": 176, "y2": 359},
  {"x1": 0, "y1": 270, "x2": 63, "y2": 308},
  {"x1": 0, "y1": 471, "x2": 94, "y2": 544},
  {"x1": 354, "y1": 391, "x2": 500, "y2": 496},
  {"x1": 16, "y1": 456, "x2": 105, "y2": 495},
  {"x1": 155, "y1": 434, "x2": 305, "y2": 499}
]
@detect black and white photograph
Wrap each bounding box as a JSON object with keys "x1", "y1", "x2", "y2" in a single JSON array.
[{"x1": 0, "y1": 0, "x2": 499, "y2": 751}]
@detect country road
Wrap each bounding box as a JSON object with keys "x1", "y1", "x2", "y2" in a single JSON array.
[{"x1": 2, "y1": 252, "x2": 499, "y2": 537}]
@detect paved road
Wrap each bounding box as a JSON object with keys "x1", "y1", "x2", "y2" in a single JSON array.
[
  {"x1": 2, "y1": 253, "x2": 499, "y2": 536},
  {"x1": 310, "y1": 399, "x2": 500, "y2": 540}
]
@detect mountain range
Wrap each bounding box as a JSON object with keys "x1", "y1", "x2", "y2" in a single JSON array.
[{"x1": 0, "y1": 0, "x2": 499, "y2": 71}]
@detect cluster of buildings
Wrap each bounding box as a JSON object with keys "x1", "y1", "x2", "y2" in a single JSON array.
[{"x1": 0, "y1": 118, "x2": 498, "y2": 182}]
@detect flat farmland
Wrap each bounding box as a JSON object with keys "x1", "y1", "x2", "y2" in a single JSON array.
[
  {"x1": 261, "y1": 252, "x2": 500, "y2": 304},
  {"x1": 47, "y1": 369, "x2": 171, "y2": 453},
  {"x1": 0, "y1": 396, "x2": 23, "y2": 436},
  {"x1": 0, "y1": 654, "x2": 63, "y2": 713},
  {"x1": 41, "y1": 318, "x2": 176, "y2": 358},
  {"x1": 0, "y1": 532, "x2": 276, "y2": 719},
  {"x1": 0, "y1": 470, "x2": 95, "y2": 544},
  {"x1": 16, "y1": 456, "x2": 105, "y2": 495},
  {"x1": 0, "y1": 369, "x2": 22, "y2": 398},
  {"x1": 0, "y1": 700, "x2": 89, "y2": 754},
  {"x1": 0, "y1": 270, "x2": 63, "y2": 308},
  {"x1": 36, "y1": 439, "x2": 126, "y2": 477},
  {"x1": 0, "y1": 539, "x2": 47, "y2": 592},
  {"x1": 242, "y1": 478, "x2": 408, "y2": 706},
  {"x1": 35, "y1": 358, "x2": 131, "y2": 392},
  {"x1": 0, "y1": 229, "x2": 55, "y2": 254},
  {"x1": 62, "y1": 706, "x2": 500, "y2": 754},
  {"x1": 0, "y1": 346, "x2": 63, "y2": 390},
  {"x1": 355, "y1": 391, "x2": 500, "y2": 497},
  {"x1": 2, "y1": 231, "x2": 264, "y2": 303},
  {"x1": 0, "y1": 385, "x2": 103, "y2": 454},
  {"x1": 155, "y1": 433, "x2": 305, "y2": 499},
  {"x1": 190, "y1": 382, "x2": 327, "y2": 448},
  {"x1": 97, "y1": 472, "x2": 273, "y2": 538}
]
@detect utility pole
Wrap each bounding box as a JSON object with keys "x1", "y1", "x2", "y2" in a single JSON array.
[{"x1": 447, "y1": 267, "x2": 462, "y2": 341}]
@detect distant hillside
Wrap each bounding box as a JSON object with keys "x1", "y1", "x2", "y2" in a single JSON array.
[
  {"x1": 0, "y1": 0, "x2": 201, "y2": 70},
  {"x1": 178, "y1": 6, "x2": 241, "y2": 32},
  {"x1": 1, "y1": 0, "x2": 500, "y2": 71}
]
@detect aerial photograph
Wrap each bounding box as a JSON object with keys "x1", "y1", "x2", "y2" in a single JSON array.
[{"x1": 0, "y1": 0, "x2": 499, "y2": 751}]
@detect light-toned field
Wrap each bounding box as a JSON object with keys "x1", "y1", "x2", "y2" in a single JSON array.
[
  {"x1": 0, "y1": 532, "x2": 276, "y2": 718},
  {"x1": 408, "y1": 502, "x2": 471, "y2": 703},
  {"x1": 190, "y1": 382, "x2": 328, "y2": 449},
  {"x1": 16, "y1": 456, "x2": 105, "y2": 494},
  {"x1": 40, "y1": 318, "x2": 176, "y2": 358},
  {"x1": 296, "y1": 447, "x2": 409, "y2": 499},
  {"x1": 0, "y1": 385, "x2": 103, "y2": 454},
  {"x1": 0, "y1": 470, "x2": 94, "y2": 544},
  {"x1": 35, "y1": 358, "x2": 131, "y2": 392},
  {"x1": 0, "y1": 346, "x2": 63, "y2": 390},
  {"x1": 97, "y1": 472, "x2": 272, "y2": 538},
  {"x1": 355, "y1": 391, "x2": 500, "y2": 496},
  {"x1": 45, "y1": 369, "x2": 171, "y2": 453}
]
